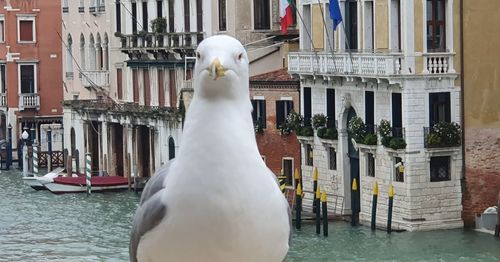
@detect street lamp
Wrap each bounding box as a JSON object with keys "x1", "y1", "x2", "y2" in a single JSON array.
[{"x1": 21, "y1": 130, "x2": 29, "y2": 177}]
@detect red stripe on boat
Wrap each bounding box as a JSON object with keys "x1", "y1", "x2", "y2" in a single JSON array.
[{"x1": 53, "y1": 176, "x2": 129, "y2": 186}]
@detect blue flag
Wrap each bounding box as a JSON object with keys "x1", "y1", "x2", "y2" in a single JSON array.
[{"x1": 329, "y1": 0, "x2": 342, "y2": 31}]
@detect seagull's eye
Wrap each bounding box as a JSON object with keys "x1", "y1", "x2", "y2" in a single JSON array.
[
  {"x1": 196, "y1": 52, "x2": 201, "y2": 59},
  {"x1": 237, "y1": 53, "x2": 243, "y2": 61}
]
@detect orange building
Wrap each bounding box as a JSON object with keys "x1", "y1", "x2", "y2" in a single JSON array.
[{"x1": 0, "y1": 0, "x2": 63, "y2": 151}]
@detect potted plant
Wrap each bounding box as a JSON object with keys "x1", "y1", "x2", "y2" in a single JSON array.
[
  {"x1": 378, "y1": 119, "x2": 407, "y2": 150},
  {"x1": 151, "y1": 17, "x2": 167, "y2": 34},
  {"x1": 348, "y1": 116, "x2": 367, "y2": 143},
  {"x1": 312, "y1": 114, "x2": 327, "y2": 130},
  {"x1": 279, "y1": 111, "x2": 302, "y2": 136},
  {"x1": 427, "y1": 121, "x2": 461, "y2": 148}
]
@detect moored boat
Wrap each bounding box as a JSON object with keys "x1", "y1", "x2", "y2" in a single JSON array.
[
  {"x1": 44, "y1": 175, "x2": 130, "y2": 194},
  {"x1": 22, "y1": 167, "x2": 66, "y2": 190}
]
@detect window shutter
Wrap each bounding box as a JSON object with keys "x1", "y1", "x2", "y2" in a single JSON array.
[
  {"x1": 261, "y1": 100, "x2": 266, "y2": 128},
  {"x1": 276, "y1": 101, "x2": 284, "y2": 129},
  {"x1": 251, "y1": 99, "x2": 257, "y2": 123},
  {"x1": 19, "y1": 20, "x2": 33, "y2": 42}
]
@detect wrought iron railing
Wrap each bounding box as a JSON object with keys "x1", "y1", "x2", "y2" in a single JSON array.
[{"x1": 423, "y1": 125, "x2": 461, "y2": 148}]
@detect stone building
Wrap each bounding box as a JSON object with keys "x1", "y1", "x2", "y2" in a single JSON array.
[
  {"x1": 0, "y1": 0, "x2": 64, "y2": 161},
  {"x1": 461, "y1": 1, "x2": 500, "y2": 227},
  {"x1": 289, "y1": 0, "x2": 463, "y2": 231},
  {"x1": 250, "y1": 68, "x2": 300, "y2": 185}
]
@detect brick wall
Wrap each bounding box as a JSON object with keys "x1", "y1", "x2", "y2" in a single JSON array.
[{"x1": 462, "y1": 127, "x2": 500, "y2": 226}]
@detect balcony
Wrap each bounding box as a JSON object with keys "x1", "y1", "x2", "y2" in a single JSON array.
[
  {"x1": 89, "y1": 6, "x2": 96, "y2": 13},
  {"x1": 0, "y1": 93, "x2": 6, "y2": 108},
  {"x1": 78, "y1": 6, "x2": 84, "y2": 13},
  {"x1": 19, "y1": 93, "x2": 40, "y2": 111},
  {"x1": 62, "y1": 6, "x2": 69, "y2": 13},
  {"x1": 81, "y1": 70, "x2": 110, "y2": 88},
  {"x1": 423, "y1": 52, "x2": 456, "y2": 74},
  {"x1": 288, "y1": 51, "x2": 403, "y2": 81},
  {"x1": 120, "y1": 32, "x2": 205, "y2": 52},
  {"x1": 423, "y1": 122, "x2": 461, "y2": 149},
  {"x1": 182, "y1": 80, "x2": 193, "y2": 91}
]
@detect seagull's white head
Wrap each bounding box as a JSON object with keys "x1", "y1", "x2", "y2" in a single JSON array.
[{"x1": 193, "y1": 35, "x2": 249, "y2": 100}]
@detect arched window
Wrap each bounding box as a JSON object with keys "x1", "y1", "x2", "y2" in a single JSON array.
[
  {"x1": 168, "y1": 137, "x2": 175, "y2": 160},
  {"x1": 80, "y1": 34, "x2": 86, "y2": 70},
  {"x1": 96, "y1": 33, "x2": 102, "y2": 70},
  {"x1": 103, "y1": 33, "x2": 109, "y2": 70},
  {"x1": 66, "y1": 34, "x2": 74, "y2": 77},
  {"x1": 88, "y1": 34, "x2": 96, "y2": 70}
]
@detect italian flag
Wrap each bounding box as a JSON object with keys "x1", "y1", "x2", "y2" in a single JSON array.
[{"x1": 280, "y1": 0, "x2": 294, "y2": 33}]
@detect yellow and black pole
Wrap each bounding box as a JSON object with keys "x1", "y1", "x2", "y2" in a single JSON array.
[
  {"x1": 371, "y1": 181, "x2": 379, "y2": 230},
  {"x1": 278, "y1": 169, "x2": 286, "y2": 194},
  {"x1": 294, "y1": 168, "x2": 300, "y2": 190},
  {"x1": 295, "y1": 183, "x2": 303, "y2": 230},
  {"x1": 351, "y1": 178, "x2": 359, "y2": 226},
  {"x1": 315, "y1": 185, "x2": 321, "y2": 234},
  {"x1": 321, "y1": 191, "x2": 328, "y2": 237},
  {"x1": 387, "y1": 184, "x2": 394, "y2": 234},
  {"x1": 312, "y1": 167, "x2": 319, "y2": 213}
]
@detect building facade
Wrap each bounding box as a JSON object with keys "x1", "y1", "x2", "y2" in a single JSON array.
[
  {"x1": 461, "y1": 0, "x2": 500, "y2": 227},
  {"x1": 250, "y1": 68, "x2": 300, "y2": 185},
  {"x1": 289, "y1": 0, "x2": 463, "y2": 231},
  {"x1": 0, "y1": 0, "x2": 64, "y2": 160}
]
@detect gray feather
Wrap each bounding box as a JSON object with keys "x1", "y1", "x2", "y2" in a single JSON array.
[{"x1": 130, "y1": 162, "x2": 172, "y2": 262}]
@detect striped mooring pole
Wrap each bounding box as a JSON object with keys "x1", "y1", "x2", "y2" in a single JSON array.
[
  {"x1": 86, "y1": 153, "x2": 92, "y2": 195},
  {"x1": 295, "y1": 183, "x2": 302, "y2": 230},
  {"x1": 315, "y1": 185, "x2": 321, "y2": 234},
  {"x1": 387, "y1": 184, "x2": 394, "y2": 234},
  {"x1": 278, "y1": 169, "x2": 286, "y2": 193},
  {"x1": 32, "y1": 145, "x2": 38, "y2": 176},
  {"x1": 294, "y1": 168, "x2": 300, "y2": 190},
  {"x1": 312, "y1": 167, "x2": 318, "y2": 213},
  {"x1": 371, "y1": 181, "x2": 379, "y2": 230},
  {"x1": 351, "y1": 178, "x2": 359, "y2": 226},
  {"x1": 321, "y1": 191, "x2": 328, "y2": 237}
]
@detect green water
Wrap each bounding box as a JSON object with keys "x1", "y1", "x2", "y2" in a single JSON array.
[{"x1": 1, "y1": 170, "x2": 499, "y2": 262}]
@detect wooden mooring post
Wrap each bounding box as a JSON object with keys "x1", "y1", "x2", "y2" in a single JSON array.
[{"x1": 495, "y1": 190, "x2": 500, "y2": 237}]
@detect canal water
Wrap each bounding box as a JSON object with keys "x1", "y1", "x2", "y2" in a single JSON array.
[{"x1": 1, "y1": 170, "x2": 499, "y2": 262}]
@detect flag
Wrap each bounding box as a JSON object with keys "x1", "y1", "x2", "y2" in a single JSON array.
[
  {"x1": 329, "y1": 0, "x2": 342, "y2": 31},
  {"x1": 280, "y1": 0, "x2": 294, "y2": 33}
]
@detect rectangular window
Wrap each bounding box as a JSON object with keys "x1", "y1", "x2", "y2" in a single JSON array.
[
  {"x1": 390, "y1": 0, "x2": 401, "y2": 50},
  {"x1": 169, "y1": 70, "x2": 176, "y2": 107},
  {"x1": 0, "y1": 18, "x2": 4, "y2": 42},
  {"x1": 427, "y1": 0, "x2": 446, "y2": 52},
  {"x1": 168, "y1": 0, "x2": 175, "y2": 32},
  {"x1": 219, "y1": 0, "x2": 227, "y2": 31},
  {"x1": 19, "y1": 19, "x2": 35, "y2": 42},
  {"x1": 329, "y1": 147, "x2": 337, "y2": 170},
  {"x1": 115, "y1": 0, "x2": 122, "y2": 33},
  {"x1": 363, "y1": 1, "x2": 374, "y2": 50},
  {"x1": 158, "y1": 69, "x2": 165, "y2": 107},
  {"x1": 365, "y1": 91, "x2": 374, "y2": 134},
  {"x1": 345, "y1": 0, "x2": 358, "y2": 50},
  {"x1": 157, "y1": 0, "x2": 163, "y2": 18},
  {"x1": 283, "y1": 158, "x2": 293, "y2": 186},
  {"x1": 143, "y1": 69, "x2": 151, "y2": 106},
  {"x1": 132, "y1": 69, "x2": 139, "y2": 103},
  {"x1": 367, "y1": 153, "x2": 375, "y2": 177},
  {"x1": 142, "y1": 2, "x2": 149, "y2": 32},
  {"x1": 116, "y1": 68, "x2": 123, "y2": 100},
  {"x1": 392, "y1": 93, "x2": 403, "y2": 137},
  {"x1": 394, "y1": 157, "x2": 404, "y2": 182},
  {"x1": 196, "y1": 0, "x2": 203, "y2": 32},
  {"x1": 132, "y1": 2, "x2": 138, "y2": 33},
  {"x1": 306, "y1": 144, "x2": 313, "y2": 166},
  {"x1": 20, "y1": 64, "x2": 35, "y2": 94},
  {"x1": 254, "y1": 0, "x2": 270, "y2": 30},
  {"x1": 303, "y1": 87, "x2": 312, "y2": 126},
  {"x1": 276, "y1": 100, "x2": 293, "y2": 129},
  {"x1": 0, "y1": 64, "x2": 6, "y2": 93},
  {"x1": 251, "y1": 99, "x2": 266, "y2": 128},
  {"x1": 184, "y1": 0, "x2": 190, "y2": 31},
  {"x1": 429, "y1": 92, "x2": 451, "y2": 126},
  {"x1": 430, "y1": 156, "x2": 450, "y2": 182},
  {"x1": 63, "y1": 0, "x2": 69, "y2": 12},
  {"x1": 326, "y1": 89, "x2": 335, "y2": 128}
]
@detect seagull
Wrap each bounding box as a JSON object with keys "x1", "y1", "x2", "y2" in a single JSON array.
[{"x1": 130, "y1": 35, "x2": 291, "y2": 262}]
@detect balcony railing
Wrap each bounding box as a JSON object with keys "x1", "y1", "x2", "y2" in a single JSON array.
[
  {"x1": 423, "y1": 124, "x2": 461, "y2": 149},
  {"x1": 81, "y1": 70, "x2": 110, "y2": 88},
  {"x1": 288, "y1": 51, "x2": 403, "y2": 78},
  {"x1": 89, "y1": 6, "x2": 96, "y2": 13},
  {"x1": 62, "y1": 6, "x2": 69, "y2": 13},
  {"x1": 19, "y1": 93, "x2": 40, "y2": 110},
  {"x1": 120, "y1": 32, "x2": 205, "y2": 51},
  {"x1": 78, "y1": 6, "x2": 85, "y2": 13},
  {"x1": 0, "y1": 93, "x2": 6, "y2": 107},
  {"x1": 182, "y1": 80, "x2": 193, "y2": 90},
  {"x1": 423, "y1": 53, "x2": 455, "y2": 74}
]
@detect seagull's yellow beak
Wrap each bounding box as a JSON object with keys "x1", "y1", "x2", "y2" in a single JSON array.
[{"x1": 208, "y1": 58, "x2": 226, "y2": 80}]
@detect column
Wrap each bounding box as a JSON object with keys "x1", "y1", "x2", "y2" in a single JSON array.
[{"x1": 101, "y1": 121, "x2": 108, "y2": 174}]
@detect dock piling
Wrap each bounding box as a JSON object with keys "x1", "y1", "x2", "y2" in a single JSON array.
[
  {"x1": 295, "y1": 183, "x2": 302, "y2": 230},
  {"x1": 321, "y1": 191, "x2": 328, "y2": 237},
  {"x1": 312, "y1": 167, "x2": 318, "y2": 213},
  {"x1": 495, "y1": 190, "x2": 500, "y2": 237},
  {"x1": 351, "y1": 178, "x2": 359, "y2": 226},
  {"x1": 33, "y1": 145, "x2": 38, "y2": 176},
  {"x1": 371, "y1": 182, "x2": 378, "y2": 230},
  {"x1": 86, "y1": 153, "x2": 92, "y2": 195},
  {"x1": 315, "y1": 185, "x2": 321, "y2": 234},
  {"x1": 387, "y1": 184, "x2": 394, "y2": 234}
]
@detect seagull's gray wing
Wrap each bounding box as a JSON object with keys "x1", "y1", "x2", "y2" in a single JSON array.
[
  {"x1": 270, "y1": 170, "x2": 292, "y2": 245},
  {"x1": 130, "y1": 162, "x2": 172, "y2": 262}
]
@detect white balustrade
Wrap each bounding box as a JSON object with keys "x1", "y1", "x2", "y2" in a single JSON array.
[
  {"x1": 81, "y1": 70, "x2": 110, "y2": 87},
  {"x1": 0, "y1": 93, "x2": 6, "y2": 107},
  {"x1": 288, "y1": 52, "x2": 404, "y2": 77},
  {"x1": 423, "y1": 53, "x2": 455, "y2": 74},
  {"x1": 19, "y1": 93, "x2": 40, "y2": 110}
]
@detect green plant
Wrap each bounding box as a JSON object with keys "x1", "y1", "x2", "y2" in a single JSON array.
[
  {"x1": 317, "y1": 127, "x2": 338, "y2": 140},
  {"x1": 348, "y1": 117, "x2": 366, "y2": 143},
  {"x1": 381, "y1": 136, "x2": 391, "y2": 147},
  {"x1": 427, "y1": 133, "x2": 442, "y2": 147},
  {"x1": 363, "y1": 133, "x2": 378, "y2": 145},
  {"x1": 312, "y1": 114, "x2": 327, "y2": 130},
  {"x1": 138, "y1": 30, "x2": 148, "y2": 37},
  {"x1": 426, "y1": 122, "x2": 461, "y2": 147},
  {"x1": 254, "y1": 121, "x2": 264, "y2": 134},
  {"x1": 151, "y1": 17, "x2": 167, "y2": 34},
  {"x1": 278, "y1": 121, "x2": 293, "y2": 136},
  {"x1": 378, "y1": 119, "x2": 392, "y2": 137},
  {"x1": 389, "y1": 137, "x2": 407, "y2": 150},
  {"x1": 297, "y1": 126, "x2": 314, "y2": 137},
  {"x1": 285, "y1": 111, "x2": 303, "y2": 132},
  {"x1": 114, "y1": 31, "x2": 123, "y2": 38}
]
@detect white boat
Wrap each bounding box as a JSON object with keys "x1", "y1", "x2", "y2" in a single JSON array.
[
  {"x1": 44, "y1": 175, "x2": 130, "y2": 194},
  {"x1": 22, "y1": 167, "x2": 66, "y2": 190}
]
